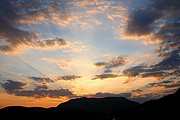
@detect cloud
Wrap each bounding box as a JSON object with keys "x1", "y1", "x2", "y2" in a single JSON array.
[
  {"x1": 123, "y1": 52, "x2": 180, "y2": 79},
  {"x1": 123, "y1": 78, "x2": 135, "y2": 84},
  {"x1": 131, "y1": 89, "x2": 144, "y2": 93},
  {"x1": 123, "y1": 0, "x2": 180, "y2": 80},
  {"x1": 0, "y1": 0, "x2": 84, "y2": 54},
  {"x1": 28, "y1": 76, "x2": 54, "y2": 83},
  {"x1": 94, "y1": 56, "x2": 126, "y2": 75},
  {"x1": 126, "y1": 8, "x2": 162, "y2": 36},
  {"x1": 68, "y1": 0, "x2": 128, "y2": 29},
  {"x1": 125, "y1": 0, "x2": 180, "y2": 37},
  {"x1": 162, "y1": 88, "x2": 178, "y2": 94},
  {"x1": 123, "y1": 63, "x2": 179, "y2": 80},
  {"x1": 105, "y1": 56, "x2": 126, "y2": 69},
  {"x1": 136, "y1": 93, "x2": 162, "y2": 98},
  {"x1": 15, "y1": 0, "x2": 76, "y2": 26},
  {"x1": 93, "y1": 92, "x2": 132, "y2": 98},
  {"x1": 1, "y1": 80, "x2": 75, "y2": 98},
  {"x1": 94, "y1": 62, "x2": 107, "y2": 67},
  {"x1": 93, "y1": 56, "x2": 127, "y2": 80},
  {"x1": 0, "y1": 0, "x2": 39, "y2": 53},
  {"x1": 33, "y1": 38, "x2": 67, "y2": 48},
  {"x1": 13, "y1": 89, "x2": 75, "y2": 98},
  {"x1": 0, "y1": 80, "x2": 27, "y2": 92},
  {"x1": 34, "y1": 84, "x2": 49, "y2": 91},
  {"x1": 123, "y1": 66, "x2": 145, "y2": 77},
  {"x1": 104, "y1": 69, "x2": 112, "y2": 73},
  {"x1": 57, "y1": 75, "x2": 82, "y2": 81},
  {"x1": 146, "y1": 80, "x2": 180, "y2": 89},
  {"x1": 92, "y1": 74, "x2": 118, "y2": 80}
]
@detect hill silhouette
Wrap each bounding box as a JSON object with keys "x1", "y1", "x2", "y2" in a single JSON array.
[
  {"x1": 0, "y1": 88, "x2": 179, "y2": 120},
  {"x1": 138, "y1": 88, "x2": 180, "y2": 111},
  {"x1": 57, "y1": 97, "x2": 139, "y2": 112}
]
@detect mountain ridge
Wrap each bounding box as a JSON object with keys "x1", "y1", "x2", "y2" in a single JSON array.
[
  {"x1": 57, "y1": 96, "x2": 139, "y2": 112},
  {"x1": 0, "y1": 88, "x2": 179, "y2": 120}
]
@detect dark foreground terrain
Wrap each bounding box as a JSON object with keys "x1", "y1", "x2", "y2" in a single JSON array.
[{"x1": 0, "y1": 88, "x2": 179, "y2": 120}]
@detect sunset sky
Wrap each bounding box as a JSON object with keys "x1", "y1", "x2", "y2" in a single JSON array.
[{"x1": 0, "y1": 0, "x2": 179, "y2": 108}]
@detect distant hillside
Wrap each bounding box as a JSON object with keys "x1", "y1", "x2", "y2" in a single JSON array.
[
  {"x1": 57, "y1": 97, "x2": 140, "y2": 112},
  {"x1": 138, "y1": 88, "x2": 180, "y2": 112},
  {"x1": 120, "y1": 88, "x2": 180, "y2": 120}
]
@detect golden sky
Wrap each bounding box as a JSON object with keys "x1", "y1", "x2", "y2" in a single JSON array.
[{"x1": 0, "y1": 0, "x2": 179, "y2": 108}]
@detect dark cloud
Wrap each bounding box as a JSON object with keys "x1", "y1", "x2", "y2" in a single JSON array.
[
  {"x1": 12, "y1": 89, "x2": 75, "y2": 98},
  {"x1": 93, "y1": 92, "x2": 132, "y2": 98},
  {"x1": 34, "y1": 84, "x2": 49, "y2": 91},
  {"x1": 137, "y1": 93, "x2": 162, "y2": 98},
  {"x1": 104, "y1": 69, "x2": 112, "y2": 73},
  {"x1": 124, "y1": 0, "x2": 180, "y2": 81},
  {"x1": 0, "y1": 0, "x2": 39, "y2": 52},
  {"x1": 123, "y1": 59, "x2": 179, "y2": 80},
  {"x1": 94, "y1": 62, "x2": 107, "y2": 67},
  {"x1": 58, "y1": 75, "x2": 81, "y2": 81},
  {"x1": 92, "y1": 74, "x2": 118, "y2": 80},
  {"x1": 1, "y1": 80, "x2": 27, "y2": 92},
  {"x1": 151, "y1": 0, "x2": 180, "y2": 14},
  {"x1": 28, "y1": 76, "x2": 54, "y2": 83},
  {"x1": 131, "y1": 89, "x2": 144, "y2": 93},
  {"x1": 146, "y1": 80, "x2": 180, "y2": 89},
  {"x1": 1, "y1": 79, "x2": 75, "y2": 98},
  {"x1": 126, "y1": 8, "x2": 162, "y2": 36},
  {"x1": 0, "y1": 0, "x2": 70, "y2": 53},
  {"x1": 94, "y1": 56, "x2": 126, "y2": 77},
  {"x1": 105, "y1": 56, "x2": 126, "y2": 69},
  {"x1": 34, "y1": 38, "x2": 67, "y2": 48},
  {"x1": 124, "y1": 0, "x2": 180, "y2": 80},
  {"x1": 141, "y1": 71, "x2": 167, "y2": 78},
  {"x1": 123, "y1": 24, "x2": 180, "y2": 81},
  {"x1": 126, "y1": 0, "x2": 180, "y2": 37},
  {"x1": 95, "y1": 56, "x2": 126, "y2": 69},
  {"x1": 123, "y1": 66, "x2": 145, "y2": 77}
]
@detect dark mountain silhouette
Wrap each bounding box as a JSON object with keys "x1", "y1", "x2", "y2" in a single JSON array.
[
  {"x1": 127, "y1": 88, "x2": 180, "y2": 119},
  {"x1": 138, "y1": 88, "x2": 180, "y2": 112},
  {"x1": 57, "y1": 97, "x2": 139, "y2": 112},
  {"x1": 0, "y1": 88, "x2": 179, "y2": 120}
]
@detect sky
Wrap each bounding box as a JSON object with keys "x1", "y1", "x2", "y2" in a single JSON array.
[{"x1": 0, "y1": 0, "x2": 179, "y2": 108}]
